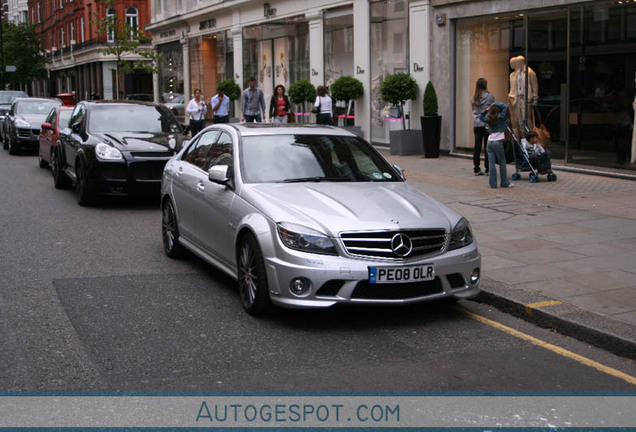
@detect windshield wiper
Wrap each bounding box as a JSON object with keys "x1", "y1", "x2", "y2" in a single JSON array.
[{"x1": 281, "y1": 176, "x2": 351, "y2": 183}]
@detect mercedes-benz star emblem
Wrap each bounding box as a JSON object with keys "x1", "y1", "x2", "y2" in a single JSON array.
[{"x1": 390, "y1": 233, "x2": 413, "y2": 257}]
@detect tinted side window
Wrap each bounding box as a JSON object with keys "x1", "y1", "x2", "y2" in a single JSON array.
[
  {"x1": 208, "y1": 132, "x2": 234, "y2": 170},
  {"x1": 181, "y1": 130, "x2": 220, "y2": 170},
  {"x1": 69, "y1": 104, "x2": 86, "y2": 128},
  {"x1": 46, "y1": 109, "x2": 57, "y2": 125}
]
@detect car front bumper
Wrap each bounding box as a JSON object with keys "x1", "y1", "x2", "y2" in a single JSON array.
[
  {"x1": 86, "y1": 157, "x2": 173, "y2": 196},
  {"x1": 258, "y1": 230, "x2": 481, "y2": 308}
]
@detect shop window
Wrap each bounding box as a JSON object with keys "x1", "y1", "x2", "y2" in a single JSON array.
[{"x1": 324, "y1": 6, "x2": 353, "y2": 86}]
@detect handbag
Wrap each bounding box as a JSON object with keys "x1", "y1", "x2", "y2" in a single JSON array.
[
  {"x1": 311, "y1": 98, "x2": 321, "y2": 114},
  {"x1": 287, "y1": 112, "x2": 296, "y2": 123},
  {"x1": 532, "y1": 107, "x2": 552, "y2": 147}
]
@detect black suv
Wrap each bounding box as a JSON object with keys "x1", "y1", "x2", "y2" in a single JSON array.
[{"x1": 52, "y1": 101, "x2": 188, "y2": 206}]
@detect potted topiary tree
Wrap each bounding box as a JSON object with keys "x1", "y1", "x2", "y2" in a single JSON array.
[
  {"x1": 379, "y1": 72, "x2": 421, "y2": 155},
  {"x1": 421, "y1": 81, "x2": 441, "y2": 158},
  {"x1": 330, "y1": 75, "x2": 364, "y2": 135},
  {"x1": 288, "y1": 79, "x2": 316, "y2": 124},
  {"x1": 216, "y1": 78, "x2": 242, "y2": 122}
]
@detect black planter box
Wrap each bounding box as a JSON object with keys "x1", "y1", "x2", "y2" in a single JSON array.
[{"x1": 421, "y1": 115, "x2": 441, "y2": 158}]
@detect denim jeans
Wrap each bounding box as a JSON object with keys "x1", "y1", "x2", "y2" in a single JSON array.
[
  {"x1": 245, "y1": 114, "x2": 262, "y2": 122},
  {"x1": 316, "y1": 113, "x2": 333, "y2": 125},
  {"x1": 473, "y1": 126, "x2": 489, "y2": 173},
  {"x1": 486, "y1": 140, "x2": 510, "y2": 188}
]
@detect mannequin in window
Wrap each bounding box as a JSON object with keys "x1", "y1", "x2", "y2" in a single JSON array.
[{"x1": 508, "y1": 55, "x2": 538, "y2": 139}]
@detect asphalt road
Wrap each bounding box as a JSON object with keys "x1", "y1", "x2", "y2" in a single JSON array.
[{"x1": 1, "y1": 148, "x2": 635, "y2": 392}]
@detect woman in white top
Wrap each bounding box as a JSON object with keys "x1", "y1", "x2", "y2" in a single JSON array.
[
  {"x1": 185, "y1": 88, "x2": 207, "y2": 137},
  {"x1": 314, "y1": 85, "x2": 333, "y2": 125}
]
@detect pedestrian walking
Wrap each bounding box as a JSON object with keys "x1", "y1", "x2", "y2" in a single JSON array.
[
  {"x1": 241, "y1": 77, "x2": 266, "y2": 122},
  {"x1": 210, "y1": 86, "x2": 230, "y2": 124},
  {"x1": 471, "y1": 78, "x2": 494, "y2": 175},
  {"x1": 186, "y1": 88, "x2": 207, "y2": 136},
  {"x1": 313, "y1": 86, "x2": 333, "y2": 125},
  {"x1": 480, "y1": 101, "x2": 514, "y2": 189},
  {"x1": 269, "y1": 84, "x2": 291, "y2": 123}
]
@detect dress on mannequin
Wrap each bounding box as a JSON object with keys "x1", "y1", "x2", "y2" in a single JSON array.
[{"x1": 508, "y1": 56, "x2": 538, "y2": 139}]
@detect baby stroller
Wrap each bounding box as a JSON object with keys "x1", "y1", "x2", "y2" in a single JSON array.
[{"x1": 507, "y1": 125, "x2": 557, "y2": 183}]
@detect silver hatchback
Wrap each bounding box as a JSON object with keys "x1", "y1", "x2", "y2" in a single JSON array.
[{"x1": 160, "y1": 124, "x2": 481, "y2": 315}]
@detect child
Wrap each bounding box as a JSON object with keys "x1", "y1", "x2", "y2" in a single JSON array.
[{"x1": 522, "y1": 131, "x2": 551, "y2": 172}]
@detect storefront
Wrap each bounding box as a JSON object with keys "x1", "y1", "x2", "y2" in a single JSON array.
[{"x1": 452, "y1": 0, "x2": 636, "y2": 171}]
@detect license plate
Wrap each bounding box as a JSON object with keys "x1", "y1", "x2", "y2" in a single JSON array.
[{"x1": 369, "y1": 264, "x2": 435, "y2": 284}]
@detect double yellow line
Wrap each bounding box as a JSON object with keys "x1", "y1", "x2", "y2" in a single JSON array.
[{"x1": 458, "y1": 307, "x2": 636, "y2": 386}]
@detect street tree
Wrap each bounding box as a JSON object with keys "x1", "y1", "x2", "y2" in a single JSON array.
[
  {"x1": 93, "y1": 0, "x2": 161, "y2": 98},
  {"x1": 1, "y1": 22, "x2": 47, "y2": 90}
]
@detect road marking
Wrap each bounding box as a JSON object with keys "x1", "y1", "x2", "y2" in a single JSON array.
[
  {"x1": 458, "y1": 308, "x2": 636, "y2": 386},
  {"x1": 525, "y1": 300, "x2": 563, "y2": 316}
]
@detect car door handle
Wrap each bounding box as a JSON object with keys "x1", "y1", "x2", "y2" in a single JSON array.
[
  {"x1": 175, "y1": 167, "x2": 183, "y2": 176},
  {"x1": 196, "y1": 182, "x2": 205, "y2": 192}
]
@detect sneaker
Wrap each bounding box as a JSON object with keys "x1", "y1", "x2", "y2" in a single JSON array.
[
  {"x1": 474, "y1": 170, "x2": 485, "y2": 176},
  {"x1": 506, "y1": 183, "x2": 515, "y2": 188}
]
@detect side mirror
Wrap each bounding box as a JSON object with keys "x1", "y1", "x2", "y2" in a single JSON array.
[
  {"x1": 41, "y1": 122, "x2": 52, "y2": 130},
  {"x1": 208, "y1": 165, "x2": 230, "y2": 184},
  {"x1": 393, "y1": 164, "x2": 406, "y2": 181}
]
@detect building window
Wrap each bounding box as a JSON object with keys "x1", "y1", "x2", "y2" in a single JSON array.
[
  {"x1": 324, "y1": 6, "x2": 354, "y2": 86},
  {"x1": 70, "y1": 21, "x2": 74, "y2": 44},
  {"x1": 80, "y1": 16, "x2": 85, "y2": 43},
  {"x1": 126, "y1": 7, "x2": 138, "y2": 40},
  {"x1": 37, "y1": 3, "x2": 41, "y2": 22},
  {"x1": 61, "y1": 26, "x2": 65, "y2": 47},
  {"x1": 106, "y1": 7, "x2": 115, "y2": 43},
  {"x1": 369, "y1": 0, "x2": 409, "y2": 144}
]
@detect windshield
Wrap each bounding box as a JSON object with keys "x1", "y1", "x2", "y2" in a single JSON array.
[
  {"x1": 241, "y1": 134, "x2": 400, "y2": 183},
  {"x1": 16, "y1": 100, "x2": 60, "y2": 115},
  {"x1": 58, "y1": 110, "x2": 73, "y2": 128},
  {"x1": 0, "y1": 92, "x2": 27, "y2": 104},
  {"x1": 88, "y1": 105, "x2": 182, "y2": 134}
]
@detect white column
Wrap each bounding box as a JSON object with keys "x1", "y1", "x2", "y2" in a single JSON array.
[
  {"x1": 409, "y1": 0, "x2": 431, "y2": 122},
  {"x1": 152, "y1": 44, "x2": 160, "y2": 103},
  {"x1": 353, "y1": 0, "x2": 371, "y2": 139},
  {"x1": 181, "y1": 33, "x2": 190, "y2": 125},
  {"x1": 232, "y1": 25, "x2": 243, "y2": 118},
  {"x1": 307, "y1": 10, "x2": 324, "y2": 90}
]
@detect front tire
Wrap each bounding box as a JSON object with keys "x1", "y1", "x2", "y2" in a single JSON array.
[
  {"x1": 7, "y1": 136, "x2": 18, "y2": 155},
  {"x1": 237, "y1": 233, "x2": 271, "y2": 316},
  {"x1": 161, "y1": 199, "x2": 184, "y2": 258},
  {"x1": 38, "y1": 153, "x2": 49, "y2": 168},
  {"x1": 52, "y1": 149, "x2": 71, "y2": 189},
  {"x1": 75, "y1": 161, "x2": 93, "y2": 206}
]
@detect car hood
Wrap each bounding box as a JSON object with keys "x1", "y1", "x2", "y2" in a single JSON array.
[
  {"x1": 242, "y1": 182, "x2": 460, "y2": 235},
  {"x1": 96, "y1": 132, "x2": 178, "y2": 152},
  {"x1": 19, "y1": 113, "x2": 50, "y2": 126}
]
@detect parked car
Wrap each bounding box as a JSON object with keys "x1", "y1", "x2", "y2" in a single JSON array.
[
  {"x1": 161, "y1": 93, "x2": 185, "y2": 120},
  {"x1": 125, "y1": 93, "x2": 154, "y2": 102},
  {"x1": 0, "y1": 90, "x2": 29, "y2": 144},
  {"x1": 4, "y1": 97, "x2": 62, "y2": 155},
  {"x1": 38, "y1": 105, "x2": 74, "y2": 168},
  {"x1": 52, "y1": 101, "x2": 188, "y2": 206},
  {"x1": 160, "y1": 123, "x2": 481, "y2": 315}
]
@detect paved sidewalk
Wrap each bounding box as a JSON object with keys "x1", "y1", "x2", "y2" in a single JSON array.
[{"x1": 378, "y1": 148, "x2": 636, "y2": 359}]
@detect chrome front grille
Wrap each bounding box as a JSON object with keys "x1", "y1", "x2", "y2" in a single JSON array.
[{"x1": 340, "y1": 229, "x2": 447, "y2": 259}]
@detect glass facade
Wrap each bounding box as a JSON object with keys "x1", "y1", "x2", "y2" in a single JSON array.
[
  {"x1": 158, "y1": 41, "x2": 184, "y2": 100},
  {"x1": 243, "y1": 20, "x2": 309, "y2": 110},
  {"x1": 370, "y1": 0, "x2": 409, "y2": 144},
  {"x1": 456, "y1": 1, "x2": 636, "y2": 170}
]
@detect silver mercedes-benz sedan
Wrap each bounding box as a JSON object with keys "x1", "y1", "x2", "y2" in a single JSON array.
[{"x1": 160, "y1": 123, "x2": 481, "y2": 315}]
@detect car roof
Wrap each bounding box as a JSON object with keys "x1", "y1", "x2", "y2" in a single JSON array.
[
  {"x1": 81, "y1": 100, "x2": 162, "y2": 108},
  {"x1": 214, "y1": 123, "x2": 357, "y2": 137}
]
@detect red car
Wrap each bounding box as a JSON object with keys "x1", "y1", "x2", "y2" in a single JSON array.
[{"x1": 38, "y1": 105, "x2": 74, "y2": 168}]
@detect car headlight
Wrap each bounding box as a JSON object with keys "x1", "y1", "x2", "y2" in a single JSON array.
[
  {"x1": 95, "y1": 143, "x2": 123, "y2": 161},
  {"x1": 448, "y1": 217, "x2": 474, "y2": 251},
  {"x1": 15, "y1": 118, "x2": 30, "y2": 128},
  {"x1": 277, "y1": 222, "x2": 337, "y2": 255}
]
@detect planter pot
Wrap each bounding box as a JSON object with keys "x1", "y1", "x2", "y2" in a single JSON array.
[
  {"x1": 341, "y1": 125, "x2": 363, "y2": 137},
  {"x1": 421, "y1": 115, "x2": 442, "y2": 158},
  {"x1": 390, "y1": 129, "x2": 423, "y2": 155}
]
